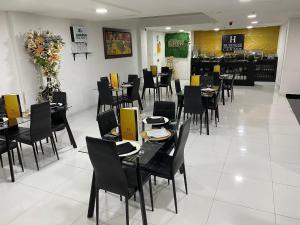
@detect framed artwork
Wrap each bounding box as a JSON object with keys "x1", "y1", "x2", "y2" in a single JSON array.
[{"x1": 103, "y1": 27, "x2": 133, "y2": 59}]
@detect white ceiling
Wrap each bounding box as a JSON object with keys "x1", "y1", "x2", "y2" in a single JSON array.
[{"x1": 1, "y1": 0, "x2": 300, "y2": 30}]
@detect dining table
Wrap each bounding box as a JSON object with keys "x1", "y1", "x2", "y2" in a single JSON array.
[
  {"x1": 176, "y1": 85, "x2": 219, "y2": 135},
  {"x1": 0, "y1": 104, "x2": 76, "y2": 182},
  {"x1": 87, "y1": 133, "x2": 175, "y2": 225}
]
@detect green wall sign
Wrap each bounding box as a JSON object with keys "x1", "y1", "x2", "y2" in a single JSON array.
[{"x1": 165, "y1": 33, "x2": 189, "y2": 58}]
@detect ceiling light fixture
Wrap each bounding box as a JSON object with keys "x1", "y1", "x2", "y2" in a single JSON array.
[
  {"x1": 165, "y1": 26, "x2": 172, "y2": 30},
  {"x1": 96, "y1": 8, "x2": 108, "y2": 14},
  {"x1": 247, "y1": 25, "x2": 253, "y2": 29},
  {"x1": 251, "y1": 21, "x2": 258, "y2": 24},
  {"x1": 179, "y1": 29, "x2": 184, "y2": 32},
  {"x1": 214, "y1": 28, "x2": 220, "y2": 31},
  {"x1": 248, "y1": 13, "x2": 256, "y2": 19}
]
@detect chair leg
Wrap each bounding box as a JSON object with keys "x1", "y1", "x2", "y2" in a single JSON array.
[
  {"x1": 32, "y1": 144, "x2": 39, "y2": 171},
  {"x1": 19, "y1": 142, "x2": 23, "y2": 151},
  {"x1": 16, "y1": 144, "x2": 24, "y2": 172},
  {"x1": 96, "y1": 189, "x2": 99, "y2": 225},
  {"x1": 125, "y1": 196, "x2": 129, "y2": 225},
  {"x1": 231, "y1": 88, "x2": 234, "y2": 102},
  {"x1": 133, "y1": 193, "x2": 136, "y2": 201},
  {"x1": 39, "y1": 141, "x2": 44, "y2": 155},
  {"x1": 154, "y1": 176, "x2": 157, "y2": 185},
  {"x1": 120, "y1": 195, "x2": 122, "y2": 201},
  {"x1": 149, "y1": 179, "x2": 154, "y2": 211},
  {"x1": 54, "y1": 131, "x2": 58, "y2": 142},
  {"x1": 142, "y1": 87, "x2": 146, "y2": 99},
  {"x1": 171, "y1": 177, "x2": 178, "y2": 214},
  {"x1": 215, "y1": 110, "x2": 218, "y2": 127},
  {"x1": 200, "y1": 114, "x2": 203, "y2": 135},
  {"x1": 182, "y1": 164, "x2": 188, "y2": 195},
  {"x1": 0, "y1": 155, "x2": 3, "y2": 168},
  {"x1": 34, "y1": 142, "x2": 39, "y2": 155},
  {"x1": 50, "y1": 136, "x2": 59, "y2": 160}
]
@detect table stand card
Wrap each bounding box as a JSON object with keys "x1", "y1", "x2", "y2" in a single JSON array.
[{"x1": 120, "y1": 107, "x2": 139, "y2": 141}]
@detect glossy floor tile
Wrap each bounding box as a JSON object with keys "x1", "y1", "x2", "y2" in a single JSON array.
[{"x1": 1, "y1": 82, "x2": 300, "y2": 225}]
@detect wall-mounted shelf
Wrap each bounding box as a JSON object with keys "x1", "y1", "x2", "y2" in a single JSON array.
[{"x1": 72, "y1": 52, "x2": 92, "y2": 61}]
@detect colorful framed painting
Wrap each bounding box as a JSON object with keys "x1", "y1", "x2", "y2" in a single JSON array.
[{"x1": 103, "y1": 28, "x2": 133, "y2": 59}]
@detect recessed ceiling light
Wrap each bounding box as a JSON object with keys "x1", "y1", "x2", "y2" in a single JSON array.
[
  {"x1": 251, "y1": 21, "x2": 258, "y2": 24},
  {"x1": 96, "y1": 8, "x2": 108, "y2": 14},
  {"x1": 179, "y1": 29, "x2": 184, "y2": 32},
  {"x1": 240, "y1": 0, "x2": 252, "y2": 2},
  {"x1": 214, "y1": 28, "x2": 220, "y2": 31},
  {"x1": 248, "y1": 13, "x2": 256, "y2": 19},
  {"x1": 235, "y1": 175, "x2": 244, "y2": 183},
  {"x1": 247, "y1": 25, "x2": 253, "y2": 29},
  {"x1": 165, "y1": 26, "x2": 172, "y2": 30}
]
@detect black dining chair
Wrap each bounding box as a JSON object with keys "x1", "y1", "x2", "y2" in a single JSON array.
[
  {"x1": 184, "y1": 86, "x2": 205, "y2": 134},
  {"x1": 97, "y1": 81, "x2": 123, "y2": 111},
  {"x1": 97, "y1": 109, "x2": 119, "y2": 141},
  {"x1": 153, "y1": 101, "x2": 176, "y2": 123},
  {"x1": 175, "y1": 79, "x2": 184, "y2": 117},
  {"x1": 159, "y1": 69, "x2": 173, "y2": 97},
  {"x1": 142, "y1": 69, "x2": 160, "y2": 100},
  {"x1": 100, "y1": 76, "x2": 110, "y2": 88},
  {"x1": 222, "y1": 74, "x2": 236, "y2": 102},
  {"x1": 143, "y1": 118, "x2": 191, "y2": 214},
  {"x1": 15, "y1": 102, "x2": 59, "y2": 170},
  {"x1": 86, "y1": 136, "x2": 154, "y2": 225},
  {"x1": 51, "y1": 91, "x2": 67, "y2": 142},
  {"x1": 201, "y1": 75, "x2": 214, "y2": 87},
  {"x1": 0, "y1": 140, "x2": 24, "y2": 172},
  {"x1": 123, "y1": 78, "x2": 143, "y2": 111},
  {"x1": 128, "y1": 74, "x2": 138, "y2": 83},
  {"x1": 208, "y1": 79, "x2": 223, "y2": 127},
  {"x1": 0, "y1": 98, "x2": 6, "y2": 117}
]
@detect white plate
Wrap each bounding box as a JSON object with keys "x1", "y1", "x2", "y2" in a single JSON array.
[
  {"x1": 116, "y1": 141, "x2": 141, "y2": 157},
  {"x1": 0, "y1": 117, "x2": 8, "y2": 123},
  {"x1": 143, "y1": 116, "x2": 169, "y2": 125},
  {"x1": 50, "y1": 103, "x2": 63, "y2": 106}
]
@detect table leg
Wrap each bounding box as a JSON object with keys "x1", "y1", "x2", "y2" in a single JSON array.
[
  {"x1": 222, "y1": 87, "x2": 225, "y2": 105},
  {"x1": 5, "y1": 136, "x2": 15, "y2": 182},
  {"x1": 137, "y1": 160, "x2": 148, "y2": 225},
  {"x1": 64, "y1": 117, "x2": 77, "y2": 148},
  {"x1": 177, "y1": 101, "x2": 183, "y2": 120},
  {"x1": 205, "y1": 99, "x2": 209, "y2": 135},
  {"x1": 138, "y1": 95, "x2": 143, "y2": 111},
  {"x1": 87, "y1": 172, "x2": 96, "y2": 218}
]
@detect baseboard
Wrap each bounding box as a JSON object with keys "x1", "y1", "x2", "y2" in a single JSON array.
[{"x1": 286, "y1": 94, "x2": 300, "y2": 99}]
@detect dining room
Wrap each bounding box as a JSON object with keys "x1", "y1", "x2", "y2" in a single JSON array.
[{"x1": 1, "y1": 1, "x2": 300, "y2": 225}]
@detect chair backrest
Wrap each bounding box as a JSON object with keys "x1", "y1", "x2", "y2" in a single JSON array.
[
  {"x1": 2, "y1": 94, "x2": 22, "y2": 119},
  {"x1": 153, "y1": 101, "x2": 176, "y2": 121},
  {"x1": 143, "y1": 70, "x2": 155, "y2": 88},
  {"x1": 86, "y1": 137, "x2": 128, "y2": 195},
  {"x1": 97, "y1": 81, "x2": 113, "y2": 105},
  {"x1": 212, "y1": 72, "x2": 221, "y2": 86},
  {"x1": 52, "y1": 91, "x2": 67, "y2": 105},
  {"x1": 184, "y1": 86, "x2": 203, "y2": 114},
  {"x1": 175, "y1": 79, "x2": 182, "y2": 94},
  {"x1": 0, "y1": 98, "x2": 6, "y2": 117},
  {"x1": 190, "y1": 75, "x2": 201, "y2": 86},
  {"x1": 172, "y1": 118, "x2": 191, "y2": 172},
  {"x1": 110, "y1": 73, "x2": 119, "y2": 89},
  {"x1": 128, "y1": 74, "x2": 138, "y2": 83},
  {"x1": 97, "y1": 109, "x2": 118, "y2": 137},
  {"x1": 30, "y1": 102, "x2": 52, "y2": 141},
  {"x1": 161, "y1": 66, "x2": 169, "y2": 74},
  {"x1": 160, "y1": 69, "x2": 173, "y2": 85},
  {"x1": 129, "y1": 78, "x2": 141, "y2": 101},
  {"x1": 100, "y1": 76, "x2": 110, "y2": 88},
  {"x1": 201, "y1": 75, "x2": 214, "y2": 87},
  {"x1": 150, "y1": 65, "x2": 157, "y2": 77}
]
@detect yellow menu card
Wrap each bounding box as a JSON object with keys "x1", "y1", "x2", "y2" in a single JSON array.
[{"x1": 120, "y1": 107, "x2": 139, "y2": 141}]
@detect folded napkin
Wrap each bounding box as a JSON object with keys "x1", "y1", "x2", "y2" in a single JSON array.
[
  {"x1": 146, "y1": 117, "x2": 165, "y2": 124},
  {"x1": 116, "y1": 142, "x2": 136, "y2": 155}
]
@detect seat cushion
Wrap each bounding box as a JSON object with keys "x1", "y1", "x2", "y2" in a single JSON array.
[
  {"x1": 0, "y1": 140, "x2": 18, "y2": 154},
  {"x1": 15, "y1": 131, "x2": 32, "y2": 145},
  {"x1": 143, "y1": 154, "x2": 172, "y2": 178},
  {"x1": 123, "y1": 166, "x2": 151, "y2": 195}
]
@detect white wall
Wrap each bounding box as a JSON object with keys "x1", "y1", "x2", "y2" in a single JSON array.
[
  {"x1": 276, "y1": 23, "x2": 289, "y2": 88},
  {"x1": 0, "y1": 11, "x2": 140, "y2": 114},
  {"x1": 279, "y1": 17, "x2": 300, "y2": 95}
]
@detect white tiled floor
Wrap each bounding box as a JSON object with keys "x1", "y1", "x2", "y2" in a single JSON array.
[{"x1": 1, "y1": 81, "x2": 300, "y2": 225}]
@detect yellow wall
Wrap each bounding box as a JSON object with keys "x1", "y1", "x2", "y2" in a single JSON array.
[{"x1": 194, "y1": 26, "x2": 280, "y2": 56}]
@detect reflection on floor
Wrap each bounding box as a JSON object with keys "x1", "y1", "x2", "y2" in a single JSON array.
[{"x1": 1, "y1": 82, "x2": 300, "y2": 225}]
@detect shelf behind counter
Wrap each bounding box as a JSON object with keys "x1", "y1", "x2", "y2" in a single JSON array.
[{"x1": 191, "y1": 59, "x2": 278, "y2": 86}]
